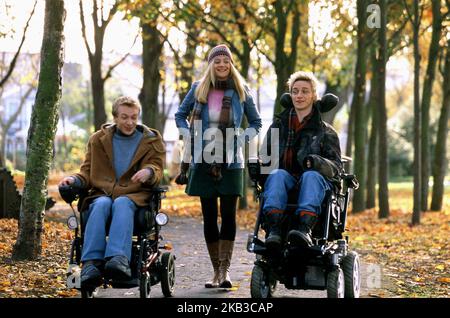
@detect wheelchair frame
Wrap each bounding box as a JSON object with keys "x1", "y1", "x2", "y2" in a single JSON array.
[
  {"x1": 246, "y1": 159, "x2": 360, "y2": 298},
  {"x1": 61, "y1": 186, "x2": 175, "y2": 299}
]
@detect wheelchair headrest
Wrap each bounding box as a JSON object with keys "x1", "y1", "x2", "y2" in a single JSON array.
[{"x1": 280, "y1": 92, "x2": 339, "y2": 113}]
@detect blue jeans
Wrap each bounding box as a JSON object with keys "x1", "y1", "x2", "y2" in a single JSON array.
[
  {"x1": 81, "y1": 196, "x2": 136, "y2": 262},
  {"x1": 262, "y1": 169, "x2": 331, "y2": 216}
]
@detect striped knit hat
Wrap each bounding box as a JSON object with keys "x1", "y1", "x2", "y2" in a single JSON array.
[{"x1": 207, "y1": 44, "x2": 234, "y2": 64}]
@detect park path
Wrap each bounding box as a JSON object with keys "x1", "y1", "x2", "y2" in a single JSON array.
[{"x1": 67, "y1": 215, "x2": 384, "y2": 298}]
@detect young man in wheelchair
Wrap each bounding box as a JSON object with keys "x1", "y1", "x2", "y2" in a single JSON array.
[
  {"x1": 260, "y1": 71, "x2": 342, "y2": 251},
  {"x1": 58, "y1": 96, "x2": 165, "y2": 289}
]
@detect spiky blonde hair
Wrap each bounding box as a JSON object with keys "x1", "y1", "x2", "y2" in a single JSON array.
[{"x1": 287, "y1": 71, "x2": 319, "y2": 101}]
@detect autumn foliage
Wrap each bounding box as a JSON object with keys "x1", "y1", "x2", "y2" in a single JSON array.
[{"x1": 0, "y1": 182, "x2": 448, "y2": 298}]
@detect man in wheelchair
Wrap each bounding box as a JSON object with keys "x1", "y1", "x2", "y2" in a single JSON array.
[
  {"x1": 259, "y1": 71, "x2": 342, "y2": 252},
  {"x1": 58, "y1": 96, "x2": 165, "y2": 289}
]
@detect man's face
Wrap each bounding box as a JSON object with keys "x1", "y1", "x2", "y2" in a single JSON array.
[
  {"x1": 291, "y1": 80, "x2": 315, "y2": 113},
  {"x1": 114, "y1": 105, "x2": 139, "y2": 135}
]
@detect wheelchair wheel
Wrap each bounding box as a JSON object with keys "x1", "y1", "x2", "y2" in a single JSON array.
[
  {"x1": 160, "y1": 251, "x2": 175, "y2": 297},
  {"x1": 326, "y1": 268, "x2": 345, "y2": 298},
  {"x1": 250, "y1": 264, "x2": 276, "y2": 298},
  {"x1": 139, "y1": 273, "x2": 151, "y2": 298},
  {"x1": 81, "y1": 287, "x2": 99, "y2": 298},
  {"x1": 342, "y1": 251, "x2": 361, "y2": 298}
]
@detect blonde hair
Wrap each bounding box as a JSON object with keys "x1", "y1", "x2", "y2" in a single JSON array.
[
  {"x1": 195, "y1": 62, "x2": 247, "y2": 103},
  {"x1": 287, "y1": 71, "x2": 319, "y2": 101},
  {"x1": 112, "y1": 96, "x2": 141, "y2": 117}
]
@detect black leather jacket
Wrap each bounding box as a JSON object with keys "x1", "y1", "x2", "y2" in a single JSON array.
[{"x1": 260, "y1": 105, "x2": 343, "y2": 183}]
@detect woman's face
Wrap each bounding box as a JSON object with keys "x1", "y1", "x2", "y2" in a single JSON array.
[
  {"x1": 291, "y1": 80, "x2": 315, "y2": 113},
  {"x1": 212, "y1": 55, "x2": 231, "y2": 80}
]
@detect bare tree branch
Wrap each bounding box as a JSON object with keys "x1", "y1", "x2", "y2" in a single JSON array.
[
  {"x1": 402, "y1": 0, "x2": 414, "y2": 23},
  {"x1": 103, "y1": 31, "x2": 139, "y2": 81},
  {"x1": 240, "y1": 2, "x2": 276, "y2": 36},
  {"x1": 79, "y1": 0, "x2": 93, "y2": 59},
  {"x1": 0, "y1": 0, "x2": 37, "y2": 88},
  {"x1": 102, "y1": 1, "x2": 119, "y2": 30},
  {"x1": 254, "y1": 42, "x2": 275, "y2": 65},
  {"x1": 93, "y1": 0, "x2": 99, "y2": 29},
  {"x1": 151, "y1": 2, "x2": 201, "y2": 46},
  {"x1": 0, "y1": 85, "x2": 34, "y2": 130}
]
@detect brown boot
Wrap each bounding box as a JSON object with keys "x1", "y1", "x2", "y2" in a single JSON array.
[
  {"x1": 218, "y1": 239, "x2": 234, "y2": 288},
  {"x1": 205, "y1": 241, "x2": 220, "y2": 288}
]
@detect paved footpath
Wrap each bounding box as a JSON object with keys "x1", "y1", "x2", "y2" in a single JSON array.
[{"x1": 80, "y1": 215, "x2": 383, "y2": 298}]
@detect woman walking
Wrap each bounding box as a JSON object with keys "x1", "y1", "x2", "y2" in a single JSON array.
[{"x1": 175, "y1": 44, "x2": 261, "y2": 288}]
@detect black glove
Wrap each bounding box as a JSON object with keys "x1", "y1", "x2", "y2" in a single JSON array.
[
  {"x1": 206, "y1": 163, "x2": 223, "y2": 182},
  {"x1": 175, "y1": 162, "x2": 190, "y2": 185}
]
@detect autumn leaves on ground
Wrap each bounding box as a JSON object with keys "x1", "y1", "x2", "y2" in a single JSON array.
[{"x1": 0, "y1": 174, "x2": 448, "y2": 298}]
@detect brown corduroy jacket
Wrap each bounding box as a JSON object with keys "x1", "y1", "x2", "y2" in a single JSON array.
[{"x1": 73, "y1": 123, "x2": 166, "y2": 211}]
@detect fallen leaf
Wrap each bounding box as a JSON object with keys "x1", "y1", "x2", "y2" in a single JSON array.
[{"x1": 437, "y1": 277, "x2": 450, "y2": 283}]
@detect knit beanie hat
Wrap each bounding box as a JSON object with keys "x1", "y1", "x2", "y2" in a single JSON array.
[{"x1": 207, "y1": 44, "x2": 234, "y2": 64}]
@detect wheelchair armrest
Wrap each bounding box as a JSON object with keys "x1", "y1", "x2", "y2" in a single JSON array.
[
  {"x1": 58, "y1": 185, "x2": 87, "y2": 204},
  {"x1": 135, "y1": 187, "x2": 169, "y2": 232},
  {"x1": 135, "y1": 207, "x2": 155, "y2": 233},
  {"x1": 152, "y1": 186, "x2": 168, "y2": 193},
  {"x1": 342, "y1": 173, "x2": 359, "y2": 190},
  {"x1": 247, "y1": 159, "x2": 261, "y2": 183},
  {"x1": 341, "y1": 155, "x2": 353, "y2": 164}
]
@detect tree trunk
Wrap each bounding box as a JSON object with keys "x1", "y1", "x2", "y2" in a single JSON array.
[
  {"x1": 177, "y1": 18, "x2": 197, "y2": 104},
  {"x1": 0, "y1": 79, "x2": 34, "y2": 168},
  {"x1": 412, "y1": 0, "x2": 422, "y2": 225},
  {"x1": 430, "y1": 38, "x2": 450, "y2": 211},
  {"x1": 12, "y1": 0, "x2": 65, "y2": 260},
  {"x1": 0, "y1": 132, "x2": 6, "y2": 167},
  {"x1": 345, "y1": 100, "x2": 355, "y2": 173},
  {"x1": 420, "y1": 0, "x2": 442, "y2": 211},
  {"x1": 352, "y1": 0, "x2": 369, "y2": 213},
  {"x1": 366, "y1": 49, "x2": 379, "y2": 210},
  {"x1": 85, "y1": 80, "x2": 93, "y2": 135},
  {"x1": 272, "y1": 0, "x2": 300, "y2": 116},
  {"x1": 321, "y1": 81, "x2": 349, "y2": 125},
  {"x1": 80, "y1": 0, "x2": 119, "y2": 131},
  {"x1": 91, "y1": 59, "x2": 106, "y2": 130},
  {"x1": 139, "y1": 22, "x2": 164, "y2": 132},
  {"x1": 377, "y1": 0, "x2": 390, "y2": 219}
]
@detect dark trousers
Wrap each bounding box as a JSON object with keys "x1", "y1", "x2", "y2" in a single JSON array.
[{"x1": 200, "y1": 196, "x2": 238, "y2": 243}]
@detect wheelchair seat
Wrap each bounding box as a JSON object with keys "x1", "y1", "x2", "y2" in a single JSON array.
[
  {"x1": 79, "y1": 206, "x2": 156, "y2": 237},
  {"x1": 60, "y1": 184, "x2": 168, "y2": 257}
]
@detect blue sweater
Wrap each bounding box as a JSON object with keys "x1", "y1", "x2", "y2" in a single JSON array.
[
  {"x1": 112, "y1": 129, "x2": 143, "y2": 180},
  {"x1": 72, "y1": 128, "x2": 143, "y2": 187}
]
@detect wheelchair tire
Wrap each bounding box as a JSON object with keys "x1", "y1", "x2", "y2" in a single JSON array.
[
  {"x1": 160, "y1": 251, "x2": 175, "y2": 297},
  {"x1": 139, "y1": 273, "x2": 151, "y2": 298},
  {"x1": 326, "y1": 268, "x2": 345, "y2": 298},
  {"x1": 81, "y1": 287, "x2": 99, "y2": 298},
  {"x1": 250, "y1": 264, "x2": 276, "y2": 298},
  {"x1": 342, "y1": 251, "x2": 361, "y2": 298}
]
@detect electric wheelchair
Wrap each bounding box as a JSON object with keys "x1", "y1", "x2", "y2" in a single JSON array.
[
  {"x1": 246, "y1": 157, "x2": 360, "y2": 298},
  {"x1": 59, "y1": 185, "x2": 175, "y2": 298}
]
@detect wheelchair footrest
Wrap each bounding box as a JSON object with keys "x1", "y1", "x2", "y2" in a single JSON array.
[
  {"x1": 109, "y1": 278, "x2": 139, "y2": 289},
  {"x1": 286, "y1": 244, "x2": 326, "y2": 259}
]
